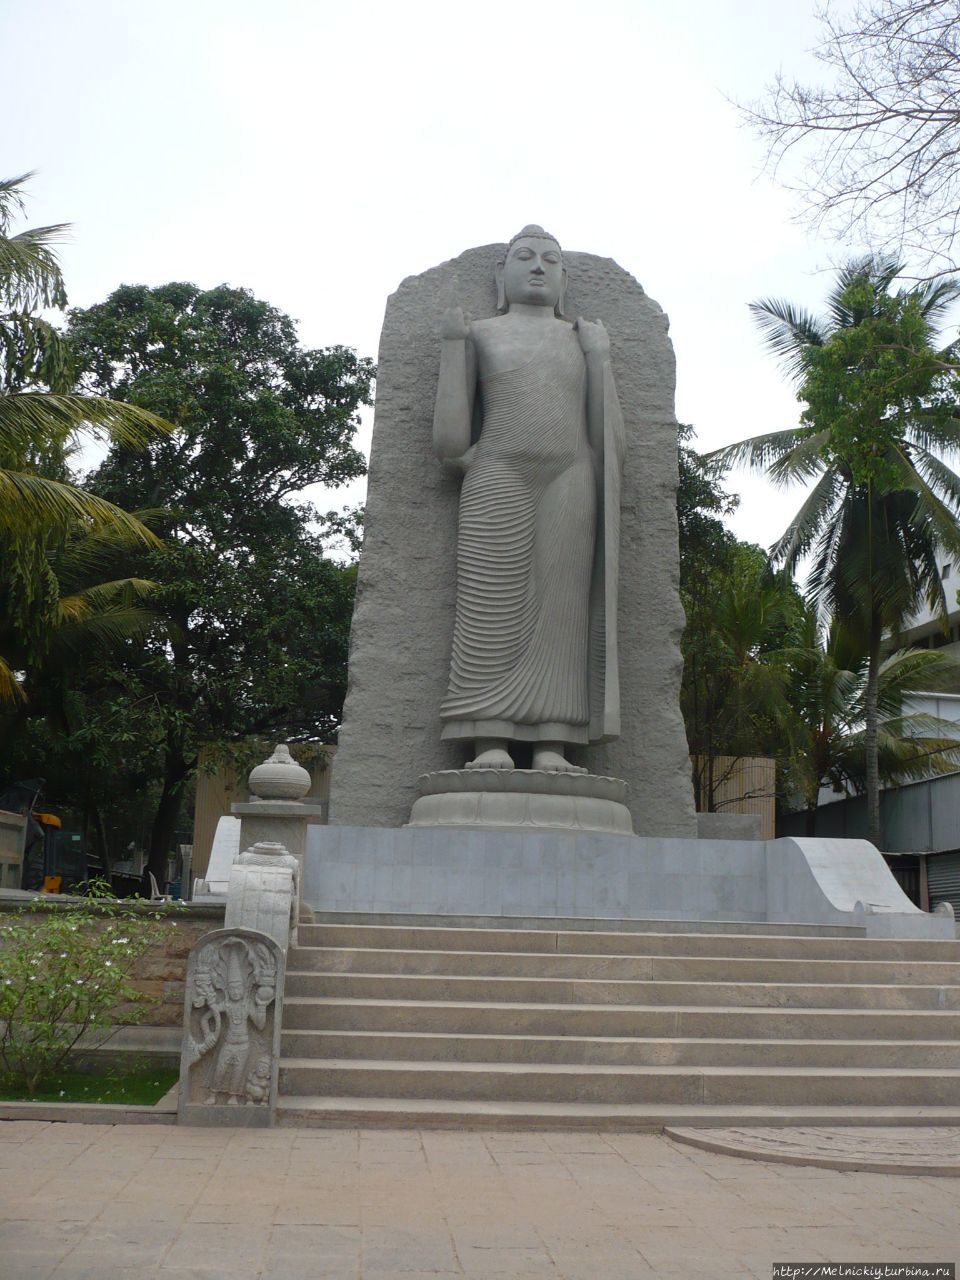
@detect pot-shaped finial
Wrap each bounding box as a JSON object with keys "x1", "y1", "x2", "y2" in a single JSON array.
[{"x1": 248, "y1": 744, "x2": 312, "y2": 801}]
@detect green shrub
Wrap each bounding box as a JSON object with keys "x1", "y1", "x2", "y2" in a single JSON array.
[{"x1": 0, "y1": 888, "x2": 171, "y2": 1095}]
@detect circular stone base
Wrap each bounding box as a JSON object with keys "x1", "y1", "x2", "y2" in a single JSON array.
[
  {"x1": 407, "y1": 769, "x2": 634, "y2": 835},
  {"x1": 666, "y1": 1126, "x2": 960, "y2": 1176}
]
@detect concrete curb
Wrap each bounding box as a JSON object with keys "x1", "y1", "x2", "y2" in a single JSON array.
[{"x1": 0, "y1": 1099, "x2": 177, "y2": 1125}]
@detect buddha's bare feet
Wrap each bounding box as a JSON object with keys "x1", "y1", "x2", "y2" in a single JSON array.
[
  {"x1": 533, "y1": 744, "x2": 587, "y2": 774},
  {"x1": 466, "y1": 739, "x2": 514, "y2": 770}
]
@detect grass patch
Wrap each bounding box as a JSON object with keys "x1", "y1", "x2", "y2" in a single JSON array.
[{"x1": 0, "y1": 1066, "x2": 178, "y2": 1104}]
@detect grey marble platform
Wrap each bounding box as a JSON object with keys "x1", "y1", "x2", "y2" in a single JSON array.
[{"x1": 303, "y1": 828, "x2": 954, "y2": 940}]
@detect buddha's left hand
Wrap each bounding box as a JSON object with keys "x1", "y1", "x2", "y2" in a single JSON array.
[{"x1": 575, "y1": 317, "x2": 611, "y2": 358}]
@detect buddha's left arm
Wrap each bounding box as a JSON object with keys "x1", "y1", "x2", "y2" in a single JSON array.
[{"x1": 579, "y1": 318, "x2": 623, "y2": 468}]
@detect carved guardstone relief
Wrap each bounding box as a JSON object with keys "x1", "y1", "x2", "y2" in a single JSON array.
[{"x1": 177, "y1": 927, "x2": 285, "y2": 1127}]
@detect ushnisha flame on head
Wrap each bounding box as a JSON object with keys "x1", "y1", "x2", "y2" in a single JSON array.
[{"x1": 506, "y1": 224, "x2": 561, "y2": 255}]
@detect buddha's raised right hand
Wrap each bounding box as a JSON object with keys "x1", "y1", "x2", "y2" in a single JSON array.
[{"x1": 441, "y1": 305, "x2": 471, "y2": 341}]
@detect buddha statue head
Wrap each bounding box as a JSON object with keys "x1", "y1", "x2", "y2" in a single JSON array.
[{"x1": 496, "y1": 224, "x2": 566, "y2": 317}]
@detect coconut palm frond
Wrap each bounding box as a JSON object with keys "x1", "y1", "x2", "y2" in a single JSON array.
[
  {"x1": 766, "y1": 428, "x2": 832, "y2": 486},
  {"x1": 0, "y1": 470, "x2": 161, "y2": 544},
  {"x1": 749, "y1": 298, "x2": 827, "y2": 382},
  {"x1": 911, "y1": 446, "x2": 960, "y2": 512},
  {"x1": 49, "y1": 525, "x2": 165, "y2": 593},
  {"x1": 903, "y1": 415, "x2": 960, "y2": 457},
  {"x1": 0, "y1": 392, "x2": 171, "y2": 449},
  {"x1": 806, "y1": 505, "x2": 858, "y2": 623},
  {"x1": 827, "y1": 255, "x2": 902, "y2": 328},
  {"x1": 875, "y1": 717, "x2": 960, "y2": 775},
  {"x1": 0, "y1": 313, "x2": 70, "y2": 400},
  {"x1": 875, "y1": 648, "x2": 960, "y2": 713},
  {"x1": 707, "y1": 428, "x2": 816, "y2": 476},
  {"x1": 52, "y1": 601, "x2": 159, "y2": 654},
  {"x1": 892, "y1": 447, "x2": 960, "y2": 559},
  {"x1": 0, "y1": 173, "x2": 33, "y2": 229},
  {"x1": 0, "y1": 225, "x2": 69, "y2": 311},
  {"x1": 55, "y1": 577, "x2": 157, "y2": 623},
  {"x1": 911, "y1": 275, "x2": 960, "y2": 326},
  {"x1": 768, "y1": 468, "x2": 843, "y2": 573}
]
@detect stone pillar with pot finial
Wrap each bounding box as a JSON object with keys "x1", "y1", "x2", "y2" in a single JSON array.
[{"x1": 230, "y1": 745, "x2": 326, "y2": 915}]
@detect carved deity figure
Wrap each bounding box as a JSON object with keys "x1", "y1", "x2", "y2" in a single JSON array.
[
  {"x1": 188, "y1": 937, "x2": 276, "y2": 1106},
  {"x1": 434, "y1": 225, "x2": 624, "y2": 773}
]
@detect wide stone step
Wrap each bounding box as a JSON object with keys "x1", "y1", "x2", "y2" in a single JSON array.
[
  {"x1": 279, "y1": 1028, "x2": 960, "y2": 1069},
  {"x1": 304, "y1": 913, "x2": 866, "y2": 938},
  {"x1": 275, "y1": 1096, "x2": 960, "y2": 1130},
  {"x1": 298, "y1": 922, "x2": 960, "y2": 961},
  {"x1": 284, "y1": 970, "x2": 960, "y2": 1010},
  {"x1": 289, "y1": 945, "x2": 960, "y2": 985},
  {"x1": 276, "y1": 1058, "x2": 960, "y2": 1106},
  {"x1": 281, "y1": 996, "x2": 960, "y2": 1039}
]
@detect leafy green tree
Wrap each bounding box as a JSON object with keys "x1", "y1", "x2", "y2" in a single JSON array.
[
  {"x1": 677, "y1": 422, "x2": 739, "y2": 587},
  {"x1": 0, "y1": 172, "x2": 167, "y2": 702},
  {"x1": 677, "y1": 428, "x2": 806, "y2": 810},
  {"x1": 682, "y1": 534, "x2": 806, "y2": 812},
  {"x1": 63, "y1": 283, "x2": 374, "y2": 882},
  {"x1": 714, "y1": 256, "x2": 960, "y2": 845},
  {"x1": 782, "y1": 616, "x2": 960, "y2": 834}
]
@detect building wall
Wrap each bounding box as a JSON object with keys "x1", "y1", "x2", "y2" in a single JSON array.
[
  {"x1": 693, "y1": 756, "x2": 776, "y2": 840},
  {"x1": 0, "y1": 810, "x2": 26, "y2": 890},
  {"x1": 780, "y1": 770, "x2": 960, "y2": 854}
]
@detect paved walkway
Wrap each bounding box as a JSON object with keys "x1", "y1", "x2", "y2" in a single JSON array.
[{"x1": 1, "y1": 1121, "x2": 958, "y2": 1279}]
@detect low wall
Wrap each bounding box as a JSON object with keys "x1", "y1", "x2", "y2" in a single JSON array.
[
  {"x1": 0, "y1": 811, "x2": 25, "y2": 890},
  {"x1": 303, "y1": 828, "x2": 954, "y2": 939},
  {"x1": 0, "y1": 898, "x2": 226, "y2": 1027}
]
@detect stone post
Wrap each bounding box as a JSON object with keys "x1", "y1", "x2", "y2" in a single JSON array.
[
  {"x1": 231, "y1": 745, "x2": 326, "y2": 914},
  {"x1": 225, "y1": 840, "x2": 299, "y2": 952}
]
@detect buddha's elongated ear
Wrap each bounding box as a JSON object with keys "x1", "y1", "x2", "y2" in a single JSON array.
[
  {"x1": 555, "y1": 266, "x2": 568, "y2": 318},
  {"x1": 495, "y1": 260, "x2": 507, "y2": 313}
]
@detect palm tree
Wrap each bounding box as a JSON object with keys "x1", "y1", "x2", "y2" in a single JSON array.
[
  {"x1": 713, "y1": 256, "x2": 960, "y2": 846},
  {"x1": 783, "y1": 616, "x2": 960, "y2": 834},
  {"x1": 0, "y1": 172, "x2": 168, "y2": 700},
  {"x1": 682, "y1": 541, "x2": 804, "y2": 811}
]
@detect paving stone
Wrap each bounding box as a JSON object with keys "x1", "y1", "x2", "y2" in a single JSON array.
[{"x1": 2, "y1": 1121, "x2": 959, "y2": 1277}]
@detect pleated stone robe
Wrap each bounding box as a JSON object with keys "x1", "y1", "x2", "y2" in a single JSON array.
[{"x1": 440, "y1": 321, "x2": 623, "y2": 747}]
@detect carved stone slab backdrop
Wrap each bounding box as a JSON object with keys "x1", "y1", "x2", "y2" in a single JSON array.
[
  {"x1": 178, "y1": 927, "x2": 284, "y2": 1128},
  {"x1": 330, "y1": 242, "x2": 696, "y2": 837}
]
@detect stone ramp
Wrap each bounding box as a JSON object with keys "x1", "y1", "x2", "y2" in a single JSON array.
[
  {"x1": 276, "y1": 914, "x2": 960, "y2": 1128},
  {"x1": 666, "y1": 1124, "x2": 960, "y2": 1175}
]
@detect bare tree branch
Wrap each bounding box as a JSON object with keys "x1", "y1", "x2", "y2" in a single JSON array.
[{"x1": 739, "y1": 1, "x2": 960, "y2": 276}]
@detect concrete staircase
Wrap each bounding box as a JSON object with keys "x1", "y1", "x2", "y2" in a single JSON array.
[{"x1": 276, "y1": 913, "x2": 960, "y2": 1129}]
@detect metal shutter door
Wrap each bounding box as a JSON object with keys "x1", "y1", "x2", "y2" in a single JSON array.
[{"x1": 927, "y1": 850, "x2": 960, "y2": 911}]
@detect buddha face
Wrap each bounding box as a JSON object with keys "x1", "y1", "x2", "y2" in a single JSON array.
[{"x1": 502, "y1": 236, "x2": 563, "y2": 309}]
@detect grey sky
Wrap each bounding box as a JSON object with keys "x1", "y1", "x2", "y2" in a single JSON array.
[{"x1": 4, "y1": 0, "x2": 870, "y2": 548}]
